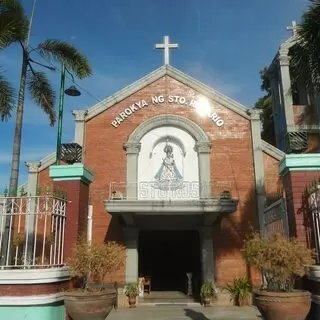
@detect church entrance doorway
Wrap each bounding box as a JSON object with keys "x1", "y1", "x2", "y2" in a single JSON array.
[{"x1": 138, "y1": 230, "x2": 201, "y2": 294}]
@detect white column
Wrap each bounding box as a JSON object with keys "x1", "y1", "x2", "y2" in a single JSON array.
[
  {"x1": 248, "y1": 109, "x2": 266, "y2": 236},
  {"x1": 195, "y1": 142, "x2": 212, "y2": 199},
  {"x1": 124, "y1": 142, "x2": 141, "y2": 199},
  {"x1": 279, "y1": 55, "x2": 294, "y2": 128},
  {"x1": 269, "y1": 74, "x2": 282, "y2": 148},
  {"x1": 25, "y1": 162, "x2": 41, "y2": 196},
  {"x1": 72, "y1": 110, "x2": 87, "y2": 146},
  {"x1": 25, "y1": 162, "x2": 41, "y2": 263},
  {"x1": 200, "y1": 227, "x2": 214, "y2": 285},
  {"x1": 124, "y1": 228, "x2": 139, "y2": 284}
]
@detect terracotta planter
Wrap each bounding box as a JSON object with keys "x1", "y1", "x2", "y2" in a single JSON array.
[
  {"x1": 64, "y1": 290, "x2": 116, "y2": 320},
  {"x1": 235, "y1": 297, "x2": 250, "y2": 307},
  {"x1": 128, "y1": 295, "x2": 137, "y2": 308},
  {"x1": 254, "y1": 289, "x2": 311, "y2": 320}
]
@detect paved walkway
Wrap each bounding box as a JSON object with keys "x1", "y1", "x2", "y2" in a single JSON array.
[{"x1": 108, "y1": 306, "x2": 261, "y2": 319}]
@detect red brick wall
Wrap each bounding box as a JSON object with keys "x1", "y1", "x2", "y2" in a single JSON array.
[
  {"x1": 283, "y1": 171, "x2": 320, "y2": 247},
  {"x1": 83, "y1": 75, "x2": 258, "y2": 285},
  {"x1": 53, "y1": 180, "x2": 89, "y2": 261},
  {"x1": 35, "y1": 75, "x2": 281, "y2": 286},
  {"x1": 38, "y1": 166, "x2": 54, "y2": 192},
  {"x1": 263, "y1": 153, "x2": 281, "y2": 196},
  {"x1": 0, "y1": 281, "x2": 70, "y2": 296}
]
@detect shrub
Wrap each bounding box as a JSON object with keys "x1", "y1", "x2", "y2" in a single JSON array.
[
  {"x1": 225, "y1": 277, "x2": 252, "y2": 306},
  {"x1": 242, "y1": 232, "x2": 315, "y2": 292},
  {"x1": 125, "y1": 283, "x2": 139, "y2": 297},
  {"x1": 68, "y1": 238, "x2": 125, "y2": 290},
  {"x1": 200, "y1": 281, "x2": 216, "y2": 300}
]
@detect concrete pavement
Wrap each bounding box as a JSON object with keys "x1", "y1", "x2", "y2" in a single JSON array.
[{"x1": 107, "y1": 305, "x2": 261, "y2": 319}]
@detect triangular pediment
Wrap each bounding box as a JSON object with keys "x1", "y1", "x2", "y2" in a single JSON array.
[{"x1": 84, "y1": 65, "x2": 251, "y2": 121}]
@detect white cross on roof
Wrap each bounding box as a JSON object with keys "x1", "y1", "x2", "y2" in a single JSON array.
[
  {"x1": 155, "y1": 36, "x2": 179, "y2": 65},
  {"x1": 286, "y1": 21, "x2": 298, "y2": 36}
]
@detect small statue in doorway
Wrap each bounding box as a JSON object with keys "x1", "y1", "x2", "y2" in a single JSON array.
[{"x1": 138, "y1": 276, "x2": 144, "y2": 298}]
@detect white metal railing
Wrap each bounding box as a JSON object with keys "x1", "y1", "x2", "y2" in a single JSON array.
[
  {"x1": 0, "y1": 195, "x2": 67, "y2": 269},
  {"x1": 109, "y1": 181, "x2": 233, "y2": 200}
]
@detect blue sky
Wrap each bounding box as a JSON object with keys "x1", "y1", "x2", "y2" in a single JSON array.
[{"x1": 0, "y1": 0, "x2": 310, "y2": 190}]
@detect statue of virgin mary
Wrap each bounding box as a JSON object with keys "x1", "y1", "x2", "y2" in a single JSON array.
[{"x1": 153, "y1": 143, "x2": 183, "y2": 190}]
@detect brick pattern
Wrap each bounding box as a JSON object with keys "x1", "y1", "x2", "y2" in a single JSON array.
[
  {"x1": 263, "y1": 153, "x2": 282, "y2": 196},
  {"x1": 53, "y1": 180, "x2": 90, "y2": 260},
  {"x1": 36, "y1": 75, "x2": 281, "y2": 286},
  {"x1": 283, "y1": 171, "x2": 320, "y2": 247},
  {"x1": 0, "y1": 280, "x2": 70, "y2": 296}
]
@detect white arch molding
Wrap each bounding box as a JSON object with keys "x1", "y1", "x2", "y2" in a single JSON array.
[{"x1": 124, "y1": 115, "x2": 212, "y2": 198}]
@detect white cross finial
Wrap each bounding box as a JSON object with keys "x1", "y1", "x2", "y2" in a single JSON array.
[
  {"x1": 155, "y1": 36, "x2": 179, "y2": 65},
  {"x1": 286, "y1": 21, "x2": 298, "y2": 36}
]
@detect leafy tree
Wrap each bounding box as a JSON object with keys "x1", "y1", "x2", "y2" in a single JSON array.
[
  {"x1": 0, "y1": 0, "x2": 28, "y2": 121},
  {"x1": 0, "y1": 0, "x2": 92, "y2": 196},
  {"x1": 289, "y1": 0, "x2": 320, "y2": 93},
  {"x1": 254, "y1": 67, "x2": 276, "y2": 146}
]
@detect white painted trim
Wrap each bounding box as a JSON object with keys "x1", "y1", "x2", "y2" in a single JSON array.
[
  {"x1": 84, "y1": 65, "x2": 250, "y2": 121},
  {"x1": 24, "y1": 65, "x2": 253, "y2": 176},
  {"x1": 0, "y1": 292, "x2": 65, "y2": 306},
  {"x1": 39, "y1": 152, "x2": 56, "y2": 171},
  {"x1": 0, "y1": 267, "x2": 70, "y2": 284},
  {"x1": 261, "y1": 140, "x2": 285, "y2": 161}
]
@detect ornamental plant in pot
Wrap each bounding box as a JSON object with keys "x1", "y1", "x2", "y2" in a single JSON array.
[
  {"x1": 242, "y1": 232, "x2": 315, "y2": 320},
  {"x1": 124, "y1": 283, "x2": 139, "y2": 308},
  {"x1": 200, "y1": 281, "x2": 216, "y2": 306},
  {"x1": 65, "y1": 238, "x2": 125, "y2": 320},
  {"x1": 225, "y1": 277, "x2": 252, "y2": 307}
]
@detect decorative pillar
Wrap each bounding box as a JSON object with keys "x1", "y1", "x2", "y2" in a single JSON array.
[
  {"x1": 24, "y1": 162, "x2": 41, "y2": 261},
  {"x1": 123, "y1": 228, "x2": 139, "y2": 284},
  {"x1": 279, "y1": 154, "x2": 320, "y2": 245},
  {"x1": 25, "y1": 162, "x2": 41, "y2": 196},
  {"x1": 72, "y1": 110, "x2": 87, "y2": 146},
  {"x1": 49, "y1": 164, "x2": 93, "y2": 260},
  {"x1": 279, "y1": 54, "x2": 294, "y2": 129},
  {"x1": 248, "y1": 109, "x2": 266, "y2": 235},
  {"x1": 195, "y1": 142, "x2": 212, "y2": 198},
  {"x1": 200, "y1": 227, "x2": 214, "y2": 285},
  {"x1": 124, "y1": 142, "x2": 141, "y2": 199},
  {"x1": 269, "y1": 73, "x2": 283, "y2": 149}
]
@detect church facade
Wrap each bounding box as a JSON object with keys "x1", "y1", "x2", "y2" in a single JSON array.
[{"x1": 30, "y1": 60, "x2": 282, "y2": 292}]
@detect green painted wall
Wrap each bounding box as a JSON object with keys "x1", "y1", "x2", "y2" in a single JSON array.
[{"x1": 0, "y1": 302, "x2": 65, "y2": 320}]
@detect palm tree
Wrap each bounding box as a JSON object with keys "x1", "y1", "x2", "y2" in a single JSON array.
[
  {"x1": 0, "y1": 0, "x2": 92, "y2": 196},
  {"x1": 289, "y1": 0, "x2": 320, "y2": 93},
  {"x1": 0, "y1": 0, "x2": 28, "y2": 121}
]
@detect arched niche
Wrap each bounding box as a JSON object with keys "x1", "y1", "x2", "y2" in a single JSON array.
[{"x1": 124, "y1": 115, "x2": 212, "y2": 199}]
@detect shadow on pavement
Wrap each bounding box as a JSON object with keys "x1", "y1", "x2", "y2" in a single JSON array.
[{"x1": 184, "y1": 308, "x2": 210, "y2": 320}]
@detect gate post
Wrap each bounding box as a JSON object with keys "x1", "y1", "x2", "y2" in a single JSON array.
[
  {"x1": 279, "y1": 154, "x2": 320, "y2": 245},
  {"x1": 49, "y1": 164, "x2": 93, "y2": 260}
]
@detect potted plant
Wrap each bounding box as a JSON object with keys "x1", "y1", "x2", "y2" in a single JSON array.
[
  {"x1": 125, "y1": 283, "x2": 139, "y2": 308},
  {"x1": 200, "y1": 281, "x2": 216, "y2": 306},
  {"x1": 65, "y1": 238, "x2": 125, "y2": 320},
  {"x1": 242, "y1": 232, "x2": 315, "y2": 320},
  {"x1": 225, "y1": 277, "x2": 252, "y2": 306}
]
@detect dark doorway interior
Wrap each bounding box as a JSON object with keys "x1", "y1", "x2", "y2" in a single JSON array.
[{"x1": 138, "y1": 230, "x2": 201, "y2": 293}]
